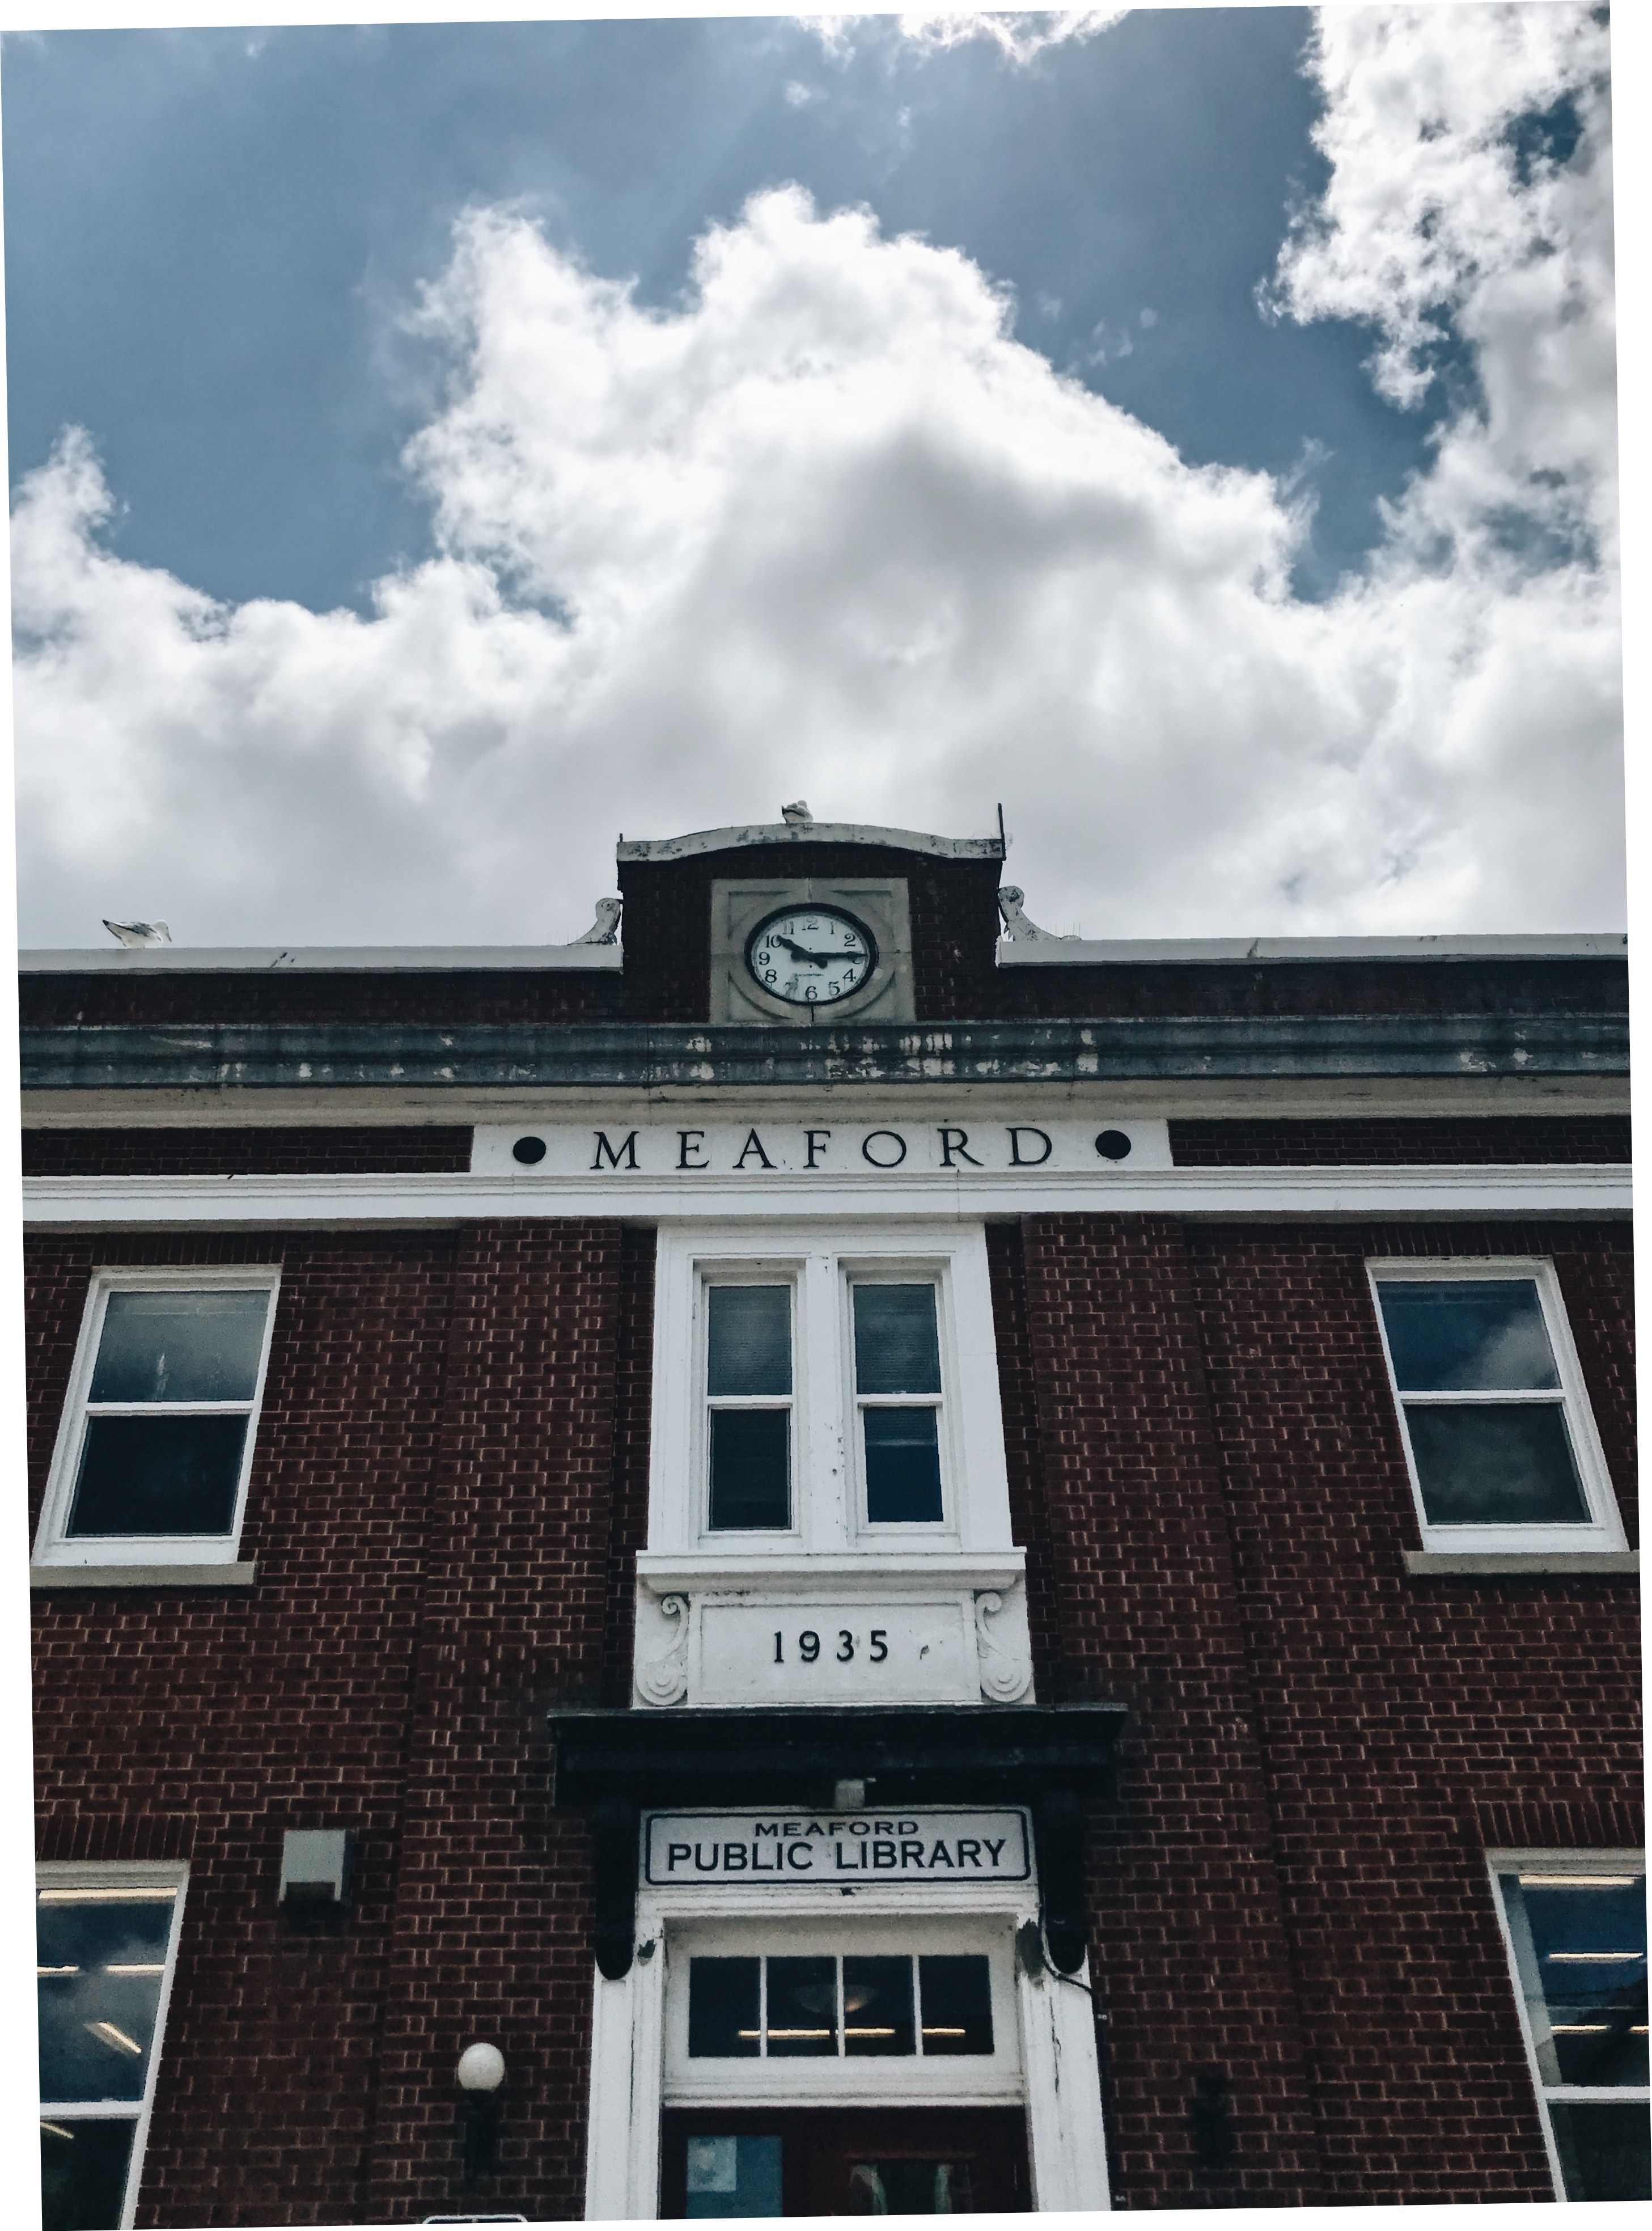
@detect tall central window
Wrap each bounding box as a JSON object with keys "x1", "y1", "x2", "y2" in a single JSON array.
[
  {"x1": 853, "y1": 1284, "x2": 944, "y2": 1525},
  {"x1": 706, "y1": 1285, "x2": 793, "y2": 1531}
]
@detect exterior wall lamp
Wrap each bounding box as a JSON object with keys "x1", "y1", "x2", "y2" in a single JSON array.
[{"x1": 456, "y1": 2043, "x2": 505, "y2": 2187}]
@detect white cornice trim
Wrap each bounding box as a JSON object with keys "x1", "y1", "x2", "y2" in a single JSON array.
[
  {"x1": 616, "y1": 821, "x2": 1003, "y2": 862},
  {"x1": 19, "y1": 1164, "x2": 1632, "y2": 1229},
  {"x1": 20, "y1": 942, "x2": 622, "y2": 974},
  {"x1": 997, "y1": 932, "x2": 1628, "y2": 966}
]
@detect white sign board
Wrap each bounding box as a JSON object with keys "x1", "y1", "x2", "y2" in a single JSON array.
[
  {"x1": 642, "y1": 1808, "x2": 1033, "y2": 1889},
  {"x1": 473, "y1": 1116, "x2": 1170, "y2": 1178}
]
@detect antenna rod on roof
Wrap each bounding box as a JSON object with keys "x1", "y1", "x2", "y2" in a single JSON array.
[{"x1": 997, "y1": 803, "x2": 1007, "y2": 853}]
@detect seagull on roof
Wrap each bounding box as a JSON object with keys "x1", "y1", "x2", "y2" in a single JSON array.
[
  {"x1": 781, "y1": 801, "x2": 814, "y2": 827},
  {"x1": 103, "y1": 918, "x2": 172, "y2": 947}
]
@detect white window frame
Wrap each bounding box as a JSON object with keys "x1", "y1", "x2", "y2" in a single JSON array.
[
  {"x1": 33, "y1": 1267, "x2": 281, "y2": 1568},
  {"x1": 663, "y1": 1914, "x2": 1025, "y2": 2106},
  {"x1": 696, "y1": 1259, "x2": 806, "y2": 1544},
  {"x1": 1366, "y1": 1257, "x2": 1626, "y2": 1556},
  {"x1": 37, "y1": 1860, "x2": 190, "y2": 2231},
  {"x1": 1484, "y1": 1848, "x2": 1648, "y2": 2202},
  {"x1": 649, "y1": 1223, "x2": 1014, "y2": 1560},
  {"x1": 843, "y1": 1267, "x2": 955, "y2": 1543}
]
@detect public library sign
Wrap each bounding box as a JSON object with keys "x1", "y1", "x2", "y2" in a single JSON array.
[
  {"x1": 641, "y1": 1809, "x2": 1033, "y2": 1888},
  {"x1": 472, "y1": 1116, "x2": 1170, "y2": 1177}
]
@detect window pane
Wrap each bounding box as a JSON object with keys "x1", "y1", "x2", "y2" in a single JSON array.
[
  {"x1": 843, "y1": 1956, "x2": 915, "y2": 2056},
  {"x1": 853, "y1": 1285, "x2": 941, "y2": 1395},
  {"x1": 848, "y1": 2160, "x2": 973, "y2": 2213},
  {"x1": 766, "y1": 1957, "x2": 837, "y2": 2056},
  {"x1": 708, "y1": 1288, "x2": 792, "y2": 1398},
  {"x1": 686, "y1": 2135, "x2": 783, "y2": 2217},
  {"x1": 709, "y1": 1411, "x2": 790, "y2": 1531},
  {"x1": 688, "y1": 1958, "x2": 761, "y2": 2059},
  {"x1": 1548, "y1": 2103, "x2": 1652, "y2": 2203},
  {"x1": 90, "y1": 1289, "x2": 269, "y2": 1404},
  {"x1": 1376, "y1": 1280, "x2": 1560, "y2": 1392},
  {"x1": 38, "y1": 1894, "x2": 175, "y2": 2103},
  {"x1": 1405, "y1": 1404, "x2": 1590, "y2": 1527},
  {"x1": 67, "y1": 1415, "x2": 248, "y2": 1538},
  {"x1": 918, "y1": 1955, "x2": 995, "y2": 2056},
  {"x1": 864, "y1": 1408, "x2": 943, "y2": 1525},
  {"x1": 1503, "y1": 1874, "x2": 1648, "y2": 2087},
  {"x1": 41, "y1": 2118, "x2": 137, "y2": 2231}
]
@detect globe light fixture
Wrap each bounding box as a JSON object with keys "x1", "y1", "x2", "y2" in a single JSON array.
[{"x1": 456, "y1": 2043, "x2": 505, "y2": 2185}]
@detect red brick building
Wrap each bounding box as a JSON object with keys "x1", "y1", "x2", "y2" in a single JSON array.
[{"x1": 24, "y1": 814, "x2": 1643, "y2": 2226}]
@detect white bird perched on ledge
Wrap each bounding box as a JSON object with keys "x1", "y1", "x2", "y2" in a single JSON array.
[
  {"x1": 103, "y1": 918, "x2": 172, "y2": 947},
  {"x1": 780, "y1": 800, "x2": 813, "y2": 826}
]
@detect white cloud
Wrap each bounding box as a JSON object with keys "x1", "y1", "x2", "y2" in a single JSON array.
[
  {"x1": 802, "y1": 12, "x2": 1129, "y2": 67},
  {"x1": 10, "y1": 6, "x2": 1621, "y2": 947}
]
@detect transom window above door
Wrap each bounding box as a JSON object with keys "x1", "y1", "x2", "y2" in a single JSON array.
[
  {"x1": 647, "y1": 1223, "x2": 1015, "y2": 1559},
  {"x1": 662, "y1": 1919, "x2": 1024, "y2": 2105},
  {"x1": 688, "y1": 1953, "x2": 995, "y2": 2060}
]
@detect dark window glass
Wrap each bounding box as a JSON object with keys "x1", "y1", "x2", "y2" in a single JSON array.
[
  {"x1": 766, "y1": 1957, "x2": 837, "y2": 2056},
  {"x1": 685, "y1": 2134, "x2": 783, "y2": 2217},
  {"x1": 1405, "y1": 1405, "x2": 1589, "y2": 1527},
  {"x1": 40, "y1": 2118, "x2": 136, "y2": 2231},
  {"x1": 1511, "y1": 1876, "x2": 1648, "y2": 2088},
  {"x1": 863, "y1": 1408, "x2": 943, "y2": 1525},
  {"x1": 66, "y1": 1416, "x2": 248, "y2": 1538},
  {"x1": 918, "y1": 1955, "x2": 994, "y2": 2055},
  {"x1": 708, "y1": 1288, "x2": 792, "y2": 1398},
  {"x1": 37, "y1": 1894, "x2": 175, "y2": 2103},
  {"x1": 848, "y1": 2160, "x2": 973, "y2": 2213},
  {"x1": 687, "y1": 1958, "x2": 761, "y2": 2059},
  {"x1": 90, "y1": 1289, "x2": 268, "y2": 1404},
  {"x1": 709, "y1": 1411, "x2": 790, "y2": 1531},
  {"x1": 1548, "y1": 2103, "x2": 1652, "y2": 2202},
  {"x1": 1376, "y1": 1280, "x2": 1559, "y2": 1392},
  {"x1": 853, "y1": 1286, "x2": 941, "y2": 1395},
  {"x1": 843, "y1": 1956, "x2": 915, "y2": 2056}
]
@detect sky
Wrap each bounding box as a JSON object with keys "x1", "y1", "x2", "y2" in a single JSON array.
[{"x1": 3, "y1": 5, "x2": 1623, "y2": 947}]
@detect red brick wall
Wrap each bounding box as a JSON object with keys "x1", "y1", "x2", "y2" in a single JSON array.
[
  {"x1": 1170, "y1": 1116, "x2": 1632, "y2": 1165},
  {"x1": 600, "y1": 1226, "x2": 658, "y2": 1707},
  {"x1": 999, "y1": 955, "x2": 1629, "y2": 1021},
  {"x1": 21, "y1": 968, "x2": 620, "y2": 1030},
  {"x1": 29, "y1": 1220, "x2": 628, "y2": 2227},
  {"x1": 23, "y1": 1127, "x2": 473, "y2": 1176},
  {"x1": 29, "y1": 1203, "x2": 1639, "y2": 2217},
  {"x1": 1006, "y1": 1211, "x2": 1640, "y2": 2209}
]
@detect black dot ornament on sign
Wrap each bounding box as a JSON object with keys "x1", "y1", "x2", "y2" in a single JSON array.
[
  {"x1": 1095, "y1": 1131, "x2": 1133, "y2": 1161},
  {"x1": 512, "y1": 1136, "x2": 548, "y2": 1165}
]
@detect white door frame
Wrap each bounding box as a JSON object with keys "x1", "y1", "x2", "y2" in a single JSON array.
[{"x1": 582, "y1": 1869, "x2": 1110, "y2": 2217}]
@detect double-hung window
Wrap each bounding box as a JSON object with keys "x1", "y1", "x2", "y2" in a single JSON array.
[
  {"x1": 853, "y1": 1283, "x2": 945, "y2": 1526},
  {"x1": 38, "y1": 1866, "x2": 188, "y2": 2231},
  {"x1": 1368, "y1": 1260, "x2": 1624, "y2": 1555},
  {"x1": 1489, "y1": 1856, "x2": 1649, "y2": 2200},
  {"x1": 706, "y1": 1284, "x2": 794, "y2": 1533},
  {"x1": 656, "y1": 1225, "x2": 1010, "y2": 1558},
  {"x1": 35, "y1": 1269, "x2": 279, "y2": 1568}
]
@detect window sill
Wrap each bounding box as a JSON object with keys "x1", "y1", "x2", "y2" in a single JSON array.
[
  {"x1": 1404, "y1": 1550, "x2": 1638, "y2": 1578},
  {"x1": 30, "y1": 1560, "x2": 259, "y2": 1591}
]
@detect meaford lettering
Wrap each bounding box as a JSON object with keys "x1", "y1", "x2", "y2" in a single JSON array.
[{"x1": 573, "y1": 1124, "x2": 1143, "y2": 1174}]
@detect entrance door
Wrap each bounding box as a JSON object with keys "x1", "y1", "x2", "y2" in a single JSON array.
[{"x1": 661, "y1": 2107, "x2": 1031, "y2": 2216}]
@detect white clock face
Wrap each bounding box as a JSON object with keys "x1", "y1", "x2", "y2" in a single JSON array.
[{"x1": 747, "y1": 907, "x2": 876, "y2": 1006}]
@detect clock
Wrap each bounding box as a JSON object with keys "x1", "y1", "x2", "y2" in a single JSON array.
[{"x1": 746, "y1": 905, "x2": 878, "y2": 1007}]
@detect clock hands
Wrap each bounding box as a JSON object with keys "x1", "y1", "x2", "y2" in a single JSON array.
[{"x1": 772, "y1": 934, "x2": 861, "y2": 968}]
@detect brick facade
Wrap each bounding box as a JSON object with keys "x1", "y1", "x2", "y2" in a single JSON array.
[{"x1": 24, "y1": 830, "x2": 1639, "y2": 2222}]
